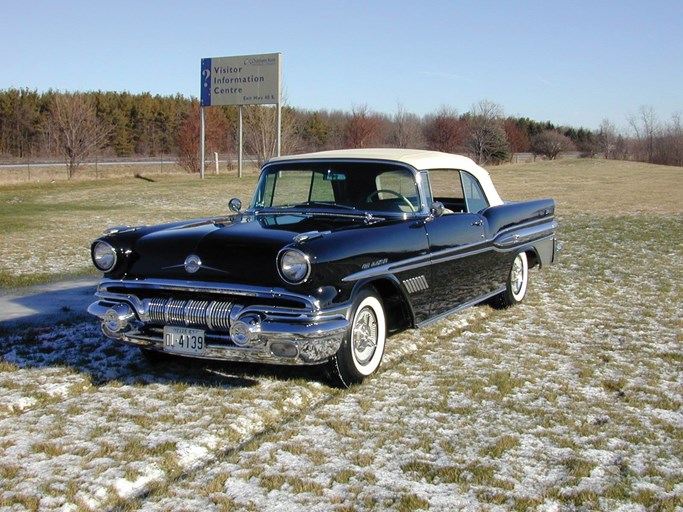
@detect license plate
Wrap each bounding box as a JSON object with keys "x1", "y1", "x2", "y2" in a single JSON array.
[{"x1": 163, "y1": 326, "x2": 206, "y2": 355}]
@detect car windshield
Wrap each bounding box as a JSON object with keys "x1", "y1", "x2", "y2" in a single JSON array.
[{"x1": 250, "y1": 161, "x2": 421, "y2": 214}]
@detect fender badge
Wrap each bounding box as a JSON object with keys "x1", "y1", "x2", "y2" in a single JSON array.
[{"x1": 184, "y1": 254, "x2": 202, "y2": 274}]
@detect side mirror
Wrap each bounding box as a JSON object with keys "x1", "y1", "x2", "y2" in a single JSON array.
[{"x1": 228, "y1": 198, "x2": 242, "y2": 213}]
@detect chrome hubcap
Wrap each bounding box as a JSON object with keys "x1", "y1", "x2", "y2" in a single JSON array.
[
  {"x1": 511, "y1": 254, "x2": 527, "y2": 296},
  {"x1": 352, "y1": 306, "x2": 378, "y2": 365},
  {"x1": 511, "y1": 257, "x2": 523, "y2": 294}
]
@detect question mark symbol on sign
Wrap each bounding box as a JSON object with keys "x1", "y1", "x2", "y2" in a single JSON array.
[{"x1": 203, "y1": 69, "x2": 211, "y2": 87}]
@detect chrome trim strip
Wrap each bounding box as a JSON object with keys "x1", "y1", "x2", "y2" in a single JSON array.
[
  {"x1": 343, "y1": 239, "x2": 491, "y2": 283},
  {"x1": 416, "y1": 288, "x2": 505, "y2": 328},
  {"x1": 429, "y1": 244, "x2": 492, "y2": 266},
  {"x1": 161, "y1": 262, "x2": 232, "y2": 275},
  {"x1": 494, "y1": 221, "x2": 558, "y2": 248},
  {"x1": 343, "y1": 218, "x2": 557, "y2": 283},
  {"x1": 96, "y1": 278, "x2": 322, "y2": 310},
  {"x1": 342, "y1": 252, "x2": 431, "y2": 283},
  {"x1": 92, "y1": 278, "x2": 351, "y2": 326}
]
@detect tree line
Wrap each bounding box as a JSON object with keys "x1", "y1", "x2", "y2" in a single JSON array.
[{"x1": 1, "y1": 88, "x2": 681, "y2": 177}]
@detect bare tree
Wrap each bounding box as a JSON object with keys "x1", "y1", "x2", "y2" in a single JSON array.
[
  {"x1": 391, "y1": 103, "x2": 423, "y2": 148},
  {"x1": 177, "y1": 101, "x2": 227, "y2": 173},
  {"x1": 308, "y1": 109, "x2": 347, "y2": 150},
  {"x1": 344, "y1": 104, "x2": 384, "y2": 148},
  {"x1": 243, "y1": 105, "x2": 277, "y2": 166},
  {"x1": 597, "y1": 118, "x2": 618, "y2": 159},
  {"x1": 503, "y1": 119, "x2": 530, "y2": 156},
  {"x1": 47, "y1": 93, "x2": 110, "y2": 178},
  {"x1": 465, "y1": 100, "x2": 509, "y2": 164},
  {"x1": 531, "y1": 130, "x2": 575, "y2": 160},
  {"x1": 423, "y1": 105, "x2": 466, "y2": 153},
  {"x1": 628, "y1": 105, "x2": 659, "y2": 163},
  {"x1": 661, "y1": 112, "x2": 683, "y2": 166},
  {"x1": 176, "y1": 107, "x2": 200, "y2": 174},
  {"x1": 243, "y1": 104, "x2": 301, "y2": 166}
]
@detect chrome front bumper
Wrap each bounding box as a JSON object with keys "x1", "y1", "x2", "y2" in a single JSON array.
[{"x1": 88, "y1": 278, "x2": 350, "y2": 365}]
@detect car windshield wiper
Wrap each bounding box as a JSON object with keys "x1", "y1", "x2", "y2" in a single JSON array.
[{"x1": 295, "y1": 201, "x2": 357, "y2": 210}]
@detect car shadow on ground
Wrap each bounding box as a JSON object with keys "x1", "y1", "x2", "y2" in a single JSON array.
[
  {"x1": 0, "y1": 279, "x2": 330, "y2": 389},
  {"x1": 0, "y1": 318, "x2": 330, "y2": 390},
  {"x1": 0, "y1": 278, "x2": 99, "y2": 327}
]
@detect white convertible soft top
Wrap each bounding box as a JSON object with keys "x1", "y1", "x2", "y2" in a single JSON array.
[{"x1": 268, "y1": 148, "x2": 503, "y2": 206}]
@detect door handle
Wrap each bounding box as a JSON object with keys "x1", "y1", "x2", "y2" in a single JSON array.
[{"x1": 472, "y1": 220, "x2": 484, "y2": 227}]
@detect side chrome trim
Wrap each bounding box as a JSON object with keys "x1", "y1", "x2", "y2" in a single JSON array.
[
  {"x1": 344, "y1": 218, "x2": 557, "y2": 284},
  {"x1": 416, "y1": 288, "x2": 505, "y2": 328},
  {"x1": 494, "y1": 221, "x2": 558, "y2": 248}
]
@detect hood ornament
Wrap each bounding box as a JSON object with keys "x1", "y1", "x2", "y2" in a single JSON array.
[{"x1": 184, "y1": 254, "x2": 202, "y2": 274}]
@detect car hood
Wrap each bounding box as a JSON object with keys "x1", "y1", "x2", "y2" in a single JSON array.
[{"x1": 124, "y1": 212, "x2": 366, "y2": 285}]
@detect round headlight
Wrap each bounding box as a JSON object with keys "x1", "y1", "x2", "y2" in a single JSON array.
[
  {"x1": 278, "y1": 249, "x2": 311, "y2": 284},
  {"x1": 92, "y1": 241, "x2": 117, "y2": 272}
]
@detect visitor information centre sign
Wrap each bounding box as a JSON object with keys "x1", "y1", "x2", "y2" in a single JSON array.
[{"x1": 201, "y1": 53, "x2": 281, "y2": 107}]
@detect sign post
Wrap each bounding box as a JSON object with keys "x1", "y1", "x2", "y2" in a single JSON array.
[{"x1": 200, "y1": 53, "x2": 281, "y2": 178}]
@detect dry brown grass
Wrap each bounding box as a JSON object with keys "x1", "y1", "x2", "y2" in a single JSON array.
[
  {"x1": 491, "y1": 158, "x2": 683, "y2": 215},
  {"x1": 0, "y1": 160, "x2": 254, "y2": 184},
  {"x1": 0, "y1": 168, "x2": 260, "y2": 288},
  {"x1": 1, "y1": 157, "x2": 681, "y2": 289}
]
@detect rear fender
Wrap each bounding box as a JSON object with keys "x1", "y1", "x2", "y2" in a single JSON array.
[{"x1": 483, "y1": 199, "x2": 555, "y2": 236}]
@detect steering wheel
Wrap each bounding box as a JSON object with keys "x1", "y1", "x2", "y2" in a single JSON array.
[{"x1": 366, "y1": 189, "x2": 416, "y2": 212}]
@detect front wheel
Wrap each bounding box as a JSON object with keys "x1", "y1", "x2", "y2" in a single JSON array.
[
  {"x1": 491, "y1": 252, "x2": 529, "y2": 309},
  {"x1": 326, "y1": 288, "x2": 386, "y2": 388}
]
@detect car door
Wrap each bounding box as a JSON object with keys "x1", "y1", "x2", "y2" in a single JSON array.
[
  {"x1": 424, "y1": 213, "x2": 489, "y2": 318},
  {"x1": 423, "y1": 170, "x2": 496, "y2": 319}
]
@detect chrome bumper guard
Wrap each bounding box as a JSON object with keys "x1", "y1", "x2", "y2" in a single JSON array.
[{"x1": 88, "y1": 278, "x2": 350, "y2": 365}]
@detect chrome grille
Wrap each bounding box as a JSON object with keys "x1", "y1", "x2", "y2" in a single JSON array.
[{"x1": 146, "y1": 298, "x2": 234, "y2": 330}]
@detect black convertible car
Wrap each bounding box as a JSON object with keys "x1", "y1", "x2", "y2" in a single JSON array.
[{"x1": 89, "y1": 149, "x2": 558, "y2": 386}]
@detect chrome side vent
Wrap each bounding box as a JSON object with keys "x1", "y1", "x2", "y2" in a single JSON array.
[{"x1": 403, "y1": 275, "x2": 429, "y2": 294}]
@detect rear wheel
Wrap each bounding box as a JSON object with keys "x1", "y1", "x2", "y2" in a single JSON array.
[
  {"x1": 326, "y1": 288, "x2": 386, "y2": 388},
  {"x1": 491, "y1": 252, "x2": 529, "y2": 309}
]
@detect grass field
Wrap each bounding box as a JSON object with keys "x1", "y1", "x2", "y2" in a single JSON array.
[
  {"x1": 0, "y1": 160, "x2": 189, "y2": 184},
  {"x1": 0, "y1": 158, "x2": 681, "y2": 511},
  {"x1": 0, "y1": 167, "x2": 260, "y2": 288}
]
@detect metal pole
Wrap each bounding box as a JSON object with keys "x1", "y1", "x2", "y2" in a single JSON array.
[
  {"x1": 200, "y1": 106, "x2": 206, "y2": 179},
  {"x1": 277, "y1": 52, "x2": 282, "y2": 157},
  {"x1": 238, "y1": 105, "x2": 243, "y2": 178},
  {"x1": 276, "y1": 101, "x2": 281, "y2": 157}
]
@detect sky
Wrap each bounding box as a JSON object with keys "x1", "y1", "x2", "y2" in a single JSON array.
[{"x1": 1, "y1": 0, "x2": 681, "y2": 130}]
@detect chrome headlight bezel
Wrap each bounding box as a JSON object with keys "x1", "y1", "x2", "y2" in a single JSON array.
[
  {"x1": 92, "y1": 240, "x2": 117, "y2": 272},
  {"x1": 277, "y1": 248, "x2": 311, "y2": 285}
]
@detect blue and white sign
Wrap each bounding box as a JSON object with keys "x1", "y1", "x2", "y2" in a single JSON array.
[{"x1": 201, "y1": 53, "x2": 281, "y2": 107}]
